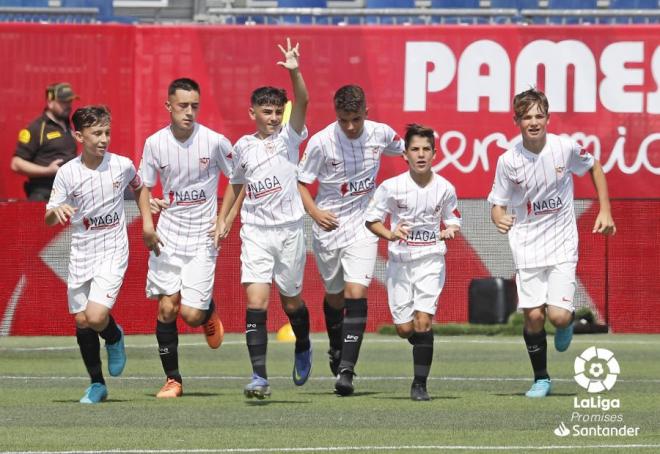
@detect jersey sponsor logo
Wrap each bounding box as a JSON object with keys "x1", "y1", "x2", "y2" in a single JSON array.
[
  {"x1": 46, "y1": 131, "x2": 62, "y2": 140},
  {"x1": 159, "y1": 164, "x2": 168, "y2": 170},
  {"x1": 83, "y1": 212, "x2": 120, "y2": 231},
  {"x1": 246, "y1": 176, "x2": 282, "y2": 199},
  {"x1": 340, "y1": 176, "x2": 375, "y2": 197},
  {"x1": 330, "y1": 160, "x2": 342, "y2": 167},
  {"x1": 72, "y1": 191, "x2": 82, "y2": 198},
  {"x1": 530, "y1": 196, "x2": 563, "y2": 215},
  {"x1": 199, "y1": 157, "x2": 210, "y2": 170},
  {"x1": 18, "y1": 129, "x2": 31, "y2": 144},
  {"x1": 405, "y1": 229, "x2": 438, "y2": 246},
  {"x1": 168, "y1": 189, "x2": 207, "y2": 206}
]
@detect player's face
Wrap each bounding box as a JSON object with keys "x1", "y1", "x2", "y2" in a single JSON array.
[
  {"x1": 336, "y1": 108, "x2": 367, "y2": 140},
  {"x1": 250, "y1": 104, "x2": 284, "y2": 139},
  {"x1": 516, "y1": 103, "x2": 549, "y2": 149},
  {"x1": 167, "y1": 89, "x2": 200, "y2": 133},
  {"x1": 404, "y1": 135, "x2": 435, "y2": 176},
  {"x1": 75, "y1": 122, "x2": 110, "y2": 160}
]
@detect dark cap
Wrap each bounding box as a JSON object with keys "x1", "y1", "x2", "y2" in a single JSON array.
[{"x1": 46, "y1": 82, "x2": 79, "y2": 102}]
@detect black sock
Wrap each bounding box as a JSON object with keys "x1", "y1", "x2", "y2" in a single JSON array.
[
  {"x1": 156, "y1": 320, "x2": 181, "y2": 383},
  {"x1": 246, "y1": 309, "x2": 268, "y2": 379},
  {"x1": 201, "y1": 299, "x2": 216, "y2": 325},
  {"x1": 76, "y1": 327, "x2": 104, "y2": 385},
  {"x1": 324, "y1": 299, "x2": 344, "y2": 352},
  {"x1": 98, "y1": 315, "x2": 121, "y2": 345},
  {"x1": 410, "y1": 331, "x2": 434, "y2": 385},
  {"x1": 338, "y1": 298, "x2": 367, "y2": 372},
  {"x1": 287, "y1": 303, "x2": 311, "y2": 354},
  {"x1": 524, "y1": 329, "x2": 549, "y2": 381}
]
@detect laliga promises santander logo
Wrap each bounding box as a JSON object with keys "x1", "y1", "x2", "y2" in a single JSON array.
[{"x1": 574, "y1": 346, "x2": 620, "y2": 393}]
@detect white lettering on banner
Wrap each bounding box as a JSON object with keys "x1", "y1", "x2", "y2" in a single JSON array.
[
  {"x1": 432, "y1": 128, "x2": 660, "y2": 175},
  {"x1": 404, "y1": 39, "x2": 660, "y2": 114}
]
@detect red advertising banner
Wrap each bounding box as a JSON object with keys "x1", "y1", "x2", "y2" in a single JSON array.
[{"x1": 0, "y1": 24, "x2": 658, "y2": 200}]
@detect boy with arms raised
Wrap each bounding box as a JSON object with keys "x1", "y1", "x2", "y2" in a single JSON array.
[
  {"x1": 46, "y1": 105, "x2": 146, "y2": 403},
  {"x1": 365, "y1": 124, "x2": 461, "y2": 401},
  {"x1": 488, "y1": 88, "x2": 616, "y2": 398},
  {"x1": 215, "y1": 38, "x2": 311, "y2": 399}
]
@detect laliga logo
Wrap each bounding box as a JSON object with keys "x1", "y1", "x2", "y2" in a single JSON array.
[{"x1": 574, "y1": 346, "x2": 620, "y2": 393}]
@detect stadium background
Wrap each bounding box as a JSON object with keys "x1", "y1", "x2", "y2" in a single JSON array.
[{"x1": 0, "y1": 20, "x2": 658, "y2": 336}]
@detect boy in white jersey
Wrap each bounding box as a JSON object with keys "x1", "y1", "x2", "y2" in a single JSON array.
[
  {"x1": 46, "y1": 105, "x2": 146, "y2": 404},
  {"x1": 365, "y1": 124, "x2": 461, "y2": 401},
  {"x1": 488, "y1": 88, "x2": 616, "y2": 398},
  {"x1": 297, "y1": 85, "x2": 404, "y2": 396},
  {"x1": 138, "y1": 78, "x2": 234, "y2": 399},
  {"x1": 215, "y1": 39, "x2": 311, "y2": 399}
]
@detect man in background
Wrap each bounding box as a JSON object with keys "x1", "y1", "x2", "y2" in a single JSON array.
[{"x1": 11, "y1": 82, "x2": 78, "y2": 201}]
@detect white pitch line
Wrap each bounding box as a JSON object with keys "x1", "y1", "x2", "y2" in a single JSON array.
[
  {"x1": 0, "y1": 275, "x2": 27, "y2": 337},
  {"x1": 2, "y1": 374, "x2": 660, "y2": 384},
  {"x1": 3, "y1": 444, "x2": 660, "y2": 454}
]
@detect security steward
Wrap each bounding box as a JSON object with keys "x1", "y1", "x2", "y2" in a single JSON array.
[{"x1": 11, "y1": 82, "x2": 78, "y2": 201}]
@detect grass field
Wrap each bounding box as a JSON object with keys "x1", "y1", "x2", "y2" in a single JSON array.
[{"x1": 1, "y1": 333, "x2": 659, "y2": 454}]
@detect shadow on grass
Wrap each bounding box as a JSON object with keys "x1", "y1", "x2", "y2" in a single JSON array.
[
  {"x1": 372, "y1": 395, "x2": 460, "y2": 401},
  {"x1": 493, "y1": 392, "x2": 577, "y2": 397},
  {"x1": 245, "y1": 399, "x2": 311, "y2": 406}
]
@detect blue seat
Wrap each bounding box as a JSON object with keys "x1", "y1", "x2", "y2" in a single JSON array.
[
  {"x1": 277, "y1": 0, "x2": 328, "y2": 24},
  {"x1": 430, "y1": 0, "x2": 488, "y2": 24},
  {"x1": 366, "y1": 0, "x2": 417, "y2": 25},
  {"x1": 61, "y1": 0, "x2": 112, "y2": 21},
  {"x1": 609, "y1": 0, "x2": 658, "y2": 23},
  {"x1": 0, "y1": 0, "x2": 48, "y2": 5},
  {"x1": 547, "y1": 0, "x2": 597, "y2": 24}
]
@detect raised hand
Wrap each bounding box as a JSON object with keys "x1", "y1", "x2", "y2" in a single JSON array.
[{"x1": 277, "y1": 37, "x2": 300, "y2": 71}]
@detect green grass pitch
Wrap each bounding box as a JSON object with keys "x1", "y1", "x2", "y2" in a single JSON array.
[{"x1": 1, "y1": 333, "x2": 659, "y2": 453}]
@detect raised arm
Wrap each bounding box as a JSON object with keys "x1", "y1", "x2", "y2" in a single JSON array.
[
  {"x1": 277, "y1": 37, "x2": 308, "y2": 136},
  {"x1": 589, "y1": 160, "x2": 616, "y2": 235}
]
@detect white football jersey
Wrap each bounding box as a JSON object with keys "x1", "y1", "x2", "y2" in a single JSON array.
[
  {"x1": 487, "y1": 133, "x2": 595, "y2": 269},
  {"x1": 365, "y1": 171, "x2": 461, "y2": 263},
  {"x1": 47, "y1": 152, "x2": 143, "y2": 286},
  {"x1": 231, "y1": 123, "x2": 308, "y2": 227},
  {"x1": 298, "y1": 120, "x2": 404, "y2": 250},
  {"x1": 139, "y1": 123, "x2": 234, "y2": 256}
]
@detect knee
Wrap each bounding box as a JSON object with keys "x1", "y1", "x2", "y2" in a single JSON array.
[
  {"x1": 74, "y1": 312, "x2": 89, "y2": 329},
  {"x1": 325, "y1": 292, "x2": 344, "y2": 310},
  {"x1": 524, "y1": 311, "x2": 546, "y2": 332},
  {"x1": 395, "y1": 325, "x2": 414, "y2": 339},
  {"x1": 158, "y1": 300, "x2": 180, "y2": 323},
  {"x1": 344, "y1": 283, "x2": 367, "y2": 300},
  {"x1": 549, "y1": 310, "x2": 573, "y2": 328},
  {"x1": 179, "y1": 306, "x2": 204, "y2": 327}
]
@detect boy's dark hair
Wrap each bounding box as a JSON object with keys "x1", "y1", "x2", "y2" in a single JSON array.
[
  {"x1": 168, "y1": 78, "x2": 200, "y2": 96},
  {"x1": 513, "y1": 88, "x2": 549, "y2": 120},
  {"x1": 72, "y1": 105, "x2": 111, "y2": 131},
  {"x1": 405, "y1": 123, "x2": 435, "y2": 150},
  {"x1": 334, "y1": 85, "x2": 366, "y2": 113},
  {"x1": 251, "y1": 86, "x2": 288, "y2": 107}
]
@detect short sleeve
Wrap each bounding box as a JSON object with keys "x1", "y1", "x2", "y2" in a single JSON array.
[
  {"x1": 14, "y1": 124, "x2": 40, "y2": 162},
  {"x1": 138, "y1": 139, "x2": 158, "y2": 188},
  {"x1": 441, "y1": 185, "x2": 462, "y2": 227},
  {"x1": 487, "y1": 155, "x2": 514, "y2": 207},
  {"x1": 297, "y1": 136, "x2": 324, "y2": 184},
  {"x1": 229, "y1": 142, "x2": 246, "y2": 185},
  {"x1": 383, "y1": 125, "x2": 405, "y2": 157},
  {"x1": 46, "y1": 168, "x2": 69, "y2": 210},
  {"x1": 126, "y1": 161, "x2": 143, "y2": 192},
  {"x1": 215, "y1": 135, "x2": 234, "y2": 179},
  {"x1": 567, "y1": 141, "x2": 595, "y2": 177},
  {"x1": 364, "y1": 183, "x2": 391, "y2": 223},
  {"x1": 282, "y1": 123, "x2": 308, "y2": 164}
]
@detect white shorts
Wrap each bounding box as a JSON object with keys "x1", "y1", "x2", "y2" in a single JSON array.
[
  {"x1": 312, "y1": 235, "x2": 378, "y2": 294},
  {"x1": 240, "y1": 222, "x2": 305, "y2": 297},
  {"x1": 386, "y1": 255, "x2": 446, "y2": 325},
  {"x1": 146, "y1": 246, "x2": 217, "y2": 310},
  {"x1": 516, "y1": 261, "x2": 577, "y2": 312},
  {"x1": 68, "y1": 271, "x2": 124, "y2": 314}
]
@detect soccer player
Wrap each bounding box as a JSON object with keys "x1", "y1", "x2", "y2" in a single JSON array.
[
  {"x1": 45, "y1": 105, "x2": 145, "y2": 404},
  {"x1": 488, "y1": 88, "x2": 616, "y2": 398},
  {"x1": 215, "y1": 38, "x2": 311, "y2": 400},
  {"x1": 365, "y1": 124, "x2": 461, "y2": 401},
  {"x1": 297, "y1": 85, "x2": 405, "y2": 396},
  {"x1": 138, "y1": 78, "x2": 234, "y2": 399}
]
